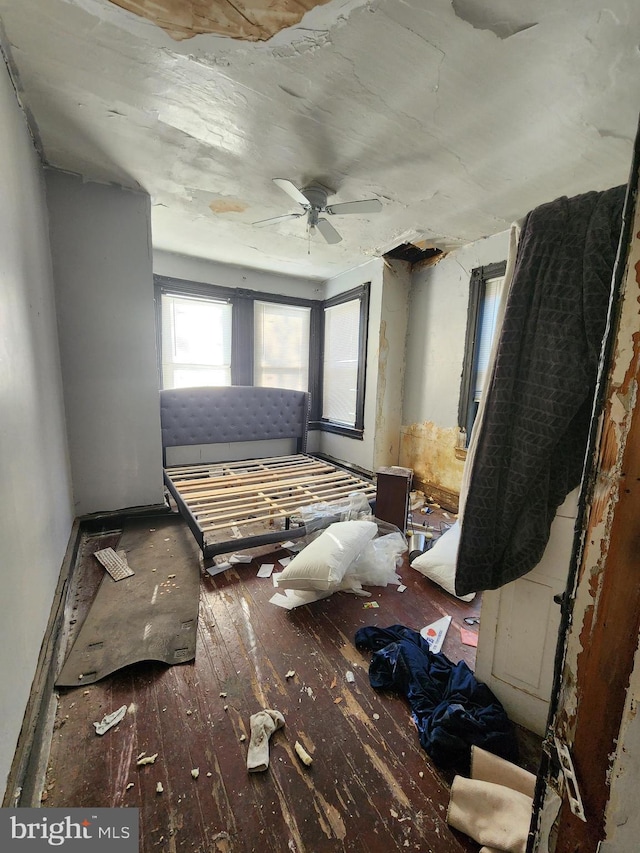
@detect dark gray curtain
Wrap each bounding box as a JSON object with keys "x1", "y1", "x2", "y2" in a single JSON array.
[{"x1": 456, "y1": 185, "x2": 626, "y2": 596}]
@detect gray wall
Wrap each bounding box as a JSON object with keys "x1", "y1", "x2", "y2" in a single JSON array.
[
  {"x1": 46, "y1": 171, "x2": 164, "y2": 514},
  {"x1": 0, "y1": 62, "x2": 74, "y2": 798}
]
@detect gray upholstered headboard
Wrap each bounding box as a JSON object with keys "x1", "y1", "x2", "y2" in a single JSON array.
[{"x1": 159, "y1": 386, "x2": 310, "y2": 455}]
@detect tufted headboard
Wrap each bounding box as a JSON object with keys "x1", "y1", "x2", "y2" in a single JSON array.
[{"x1": 159, "y1": 386, "x2": 310, "y2": 459}]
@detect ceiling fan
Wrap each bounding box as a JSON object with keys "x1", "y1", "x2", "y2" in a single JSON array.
[{"x1": 253, "y1": 178, "x2": 382, "y2": 244}]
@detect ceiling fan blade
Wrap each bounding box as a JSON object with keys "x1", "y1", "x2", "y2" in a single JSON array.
[
  {"x1": 272, "y1": 178, "x2": 311, "y2": 207},
  {"x1": 326, "y1": 199, "x2": 382, "y2": 216},
  {"x1": 253, "y1": 212, "x2": 304, "y2": 227},
  {"x1": 316, "y1": 217, "x2": 342, "y2": 244}
]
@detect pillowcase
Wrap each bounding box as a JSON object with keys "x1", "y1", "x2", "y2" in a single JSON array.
[
  {"x1": 410, "y1": 521, "x2": 476, "y2": 602},
  {"x1": 275, "y1": 520, "x2": 378, "y2": 591}
]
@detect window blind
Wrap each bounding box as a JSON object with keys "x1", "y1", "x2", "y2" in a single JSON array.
[
  {"x1": 161, "y1": 292, "x2": 232, "y2": 389},
  {"x1": 254, "y1": 301, "x2": 311, "y2": 391},
  {"x1": 322, "y1": 299, "x2": 360, "y2": 426}
]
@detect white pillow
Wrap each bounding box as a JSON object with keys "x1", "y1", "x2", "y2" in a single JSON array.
[
  {"x1": 410, "y1": 521, "x2": 476, "y2": 602},
  {"x1": 275, "y1": 520, "x2": 377, "y2": 591}
]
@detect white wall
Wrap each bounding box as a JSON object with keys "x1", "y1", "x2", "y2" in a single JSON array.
[
  {"x1": 46, "y1": 171, "x2": 164, "y2": 515},
  {"x1": 0, "y1": 61, "x2": 74, "y2": 799},
  {"x1": 154, "y1": 250, "x2": 323, "y2": 300},
  {"x1": 399, "y1": 232, "x2": 510, "y2": 498},
  {"x1": 403, "y1": 232, "x2": 510, "y2": 428}
]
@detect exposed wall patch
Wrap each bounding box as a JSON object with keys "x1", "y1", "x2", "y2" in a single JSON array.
[
  {"x1": 108, "y1": 0, "x2": 333, "y2": 42},
  {"x1": 209, "y1": 198, "x2": 248, "y2": 214}
]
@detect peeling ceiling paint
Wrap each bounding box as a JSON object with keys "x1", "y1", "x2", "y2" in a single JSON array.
[
  {"x1": 451, "y1": 0, "x2": 537, "y2": 40},
  {"x1": 0, "y1": 0, "x2": 638, "y2": 279},
  {"x1": 108, "y1": 0, "x2": 333, "y2": 42}
]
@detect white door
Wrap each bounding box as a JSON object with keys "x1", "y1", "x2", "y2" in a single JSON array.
[{"x1": 473, "y1": 490, "x2": 578, "y2": 736}]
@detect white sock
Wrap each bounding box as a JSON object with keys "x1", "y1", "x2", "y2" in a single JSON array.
[{"x1": 246, "y1": 709, "x2": 285, "y2": 772}]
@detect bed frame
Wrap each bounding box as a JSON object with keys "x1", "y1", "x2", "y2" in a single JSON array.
[{"x1": 160, "y1": 386, "x2": 376, "y2": 559}]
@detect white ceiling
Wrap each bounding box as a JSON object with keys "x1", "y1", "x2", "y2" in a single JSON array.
[{"x1": 1, "y1": 0, "x2": 639, "y2": 280}]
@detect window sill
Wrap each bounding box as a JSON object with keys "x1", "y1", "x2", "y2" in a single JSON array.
[{"x1": 309, "y1": 420, "x2": 364, "y2": 440}]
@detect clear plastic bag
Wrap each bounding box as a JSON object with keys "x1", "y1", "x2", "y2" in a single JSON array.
[
  {"x1": 295, "y1": 491, "x2": 373, "y2": 534},
  {"x1": 339, "y1": 521, "x2": 407, "y2": 593}
]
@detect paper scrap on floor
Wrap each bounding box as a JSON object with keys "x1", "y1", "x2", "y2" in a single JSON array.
[
  {"x1": 258, "y1": 564, "x2": 275, "y2": 578},
  {"x1": 206, "y1": 561, "x2": 231, "y2": 576},
  {"x1": 420, "y1": 615, "x2": 451, "y2": 654},
  {"x1": 269, "y1": 589, "x2": 332, "y2": 610}
]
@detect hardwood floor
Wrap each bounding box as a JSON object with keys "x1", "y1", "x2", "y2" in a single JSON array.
[{"x1": 40, "y1": 509, "x2": 536, "y2": 853}]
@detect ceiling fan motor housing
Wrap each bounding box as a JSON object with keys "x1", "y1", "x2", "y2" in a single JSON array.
[{"x1": 301, "y1": 185, "x2": 330, "y2": 209}]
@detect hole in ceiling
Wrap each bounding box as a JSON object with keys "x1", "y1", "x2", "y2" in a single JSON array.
[
  {"x1": 384, "y1": 243, "x2": 444, "y2": 266},
  {"x1": 108, "y1": 0, "x2": 334, "y2": 42}
]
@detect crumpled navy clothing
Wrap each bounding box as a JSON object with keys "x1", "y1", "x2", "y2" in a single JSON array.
[{"x1": 355, "y1": 624, "x2": 518, "y2": 774}]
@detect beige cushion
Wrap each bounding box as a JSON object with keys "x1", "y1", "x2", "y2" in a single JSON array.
[{"x1": 274, "y1": 520, "x2": 377, "y2": 591}]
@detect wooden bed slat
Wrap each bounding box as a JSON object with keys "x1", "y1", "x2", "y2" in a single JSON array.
[
  {"x1": 174, "y1": 459, "x2": 335, "y2": 494},
  {"x1": 182, "y1": 470, "x2": 357, "y2": 504},
  {"x1": 164, "y1": 452, "x2": 375, "y2": 557},
  {"x1": 200, "y1": 483, "x2": 376, "y2": 533},
  {"x1": 193, "y1": 478, "x2": 376, "y2": 519}
]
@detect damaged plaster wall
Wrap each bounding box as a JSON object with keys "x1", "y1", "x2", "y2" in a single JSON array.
[
  {"x1": 108, "y1": 0, "x2": 333, "y2": 42},
  {"x1": 0, "y1": 60, "x2": 74, "y2": 799},
  {"x1": 400, "y1": 231, "x2": 510, "y2": 504}
]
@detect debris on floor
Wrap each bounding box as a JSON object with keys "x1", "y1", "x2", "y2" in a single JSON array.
[
  {"x1": 93, "y1": 704, "x2": 127, "y2": 735},
  {"x1": 294, "y1": 741, "x2": 313, "y2": 766},
  {"x1": 460, "y1": 627, "x2": 479, "y2": 648},
  {"x1": 257, "y1": 563, "x2": 275, "y2": 578},
  {"x1": 229, "y1": 553, "x2": 252, "y2": 564},
  {"x1": 137, "y1": 753, "x2": 158, "y2": 766},
  {"x1": 247, "y1": 709, "x2": 285, "y2": 773}
]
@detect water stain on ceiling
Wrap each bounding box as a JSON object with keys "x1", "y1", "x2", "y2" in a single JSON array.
[{"x1": 108, "y1": 0, "x2": 333, "y2": 41}]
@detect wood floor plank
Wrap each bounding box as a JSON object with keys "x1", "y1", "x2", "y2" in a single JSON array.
[{"x1": 41, "y1": 510, "x2": 538, "y2": 852}]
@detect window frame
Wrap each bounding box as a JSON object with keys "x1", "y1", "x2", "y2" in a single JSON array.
[
  {"x1": 458, "y1": 261, "x2": 506, "y2": 448},
  {"x1": 315, "y1": 284, "x2": 370, "y2": 439},
  {"x1": 154, "y1": 275, "x2": 369, "y2": 438}
]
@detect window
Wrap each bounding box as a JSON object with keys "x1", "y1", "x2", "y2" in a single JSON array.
[
  {"x1": 321, "y1": 286, "x2": 369, "y2": 435},
  {"x1": 254, "y1": 301, "x2": 311, "y2": 391},
  {"x1": 155, "y1": 275, "x2": 369, "y2": 438},
  {"x1": 458, "y1": 261, "x2": 506, "y2": 448},
  {"x1": 160, "y1": 292, "x2": 232, "y2": 389}
]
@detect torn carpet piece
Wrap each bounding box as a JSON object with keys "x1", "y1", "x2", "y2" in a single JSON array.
[
  {"x1": 456, "y1": 185, "x2": 626, "y2": 595},
  {"x1": 56, "y1": 517, "x2": 200, "y2": 687},
  {"x1": 354, "y1": 624, "x2": 517, "y2": 774}
]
